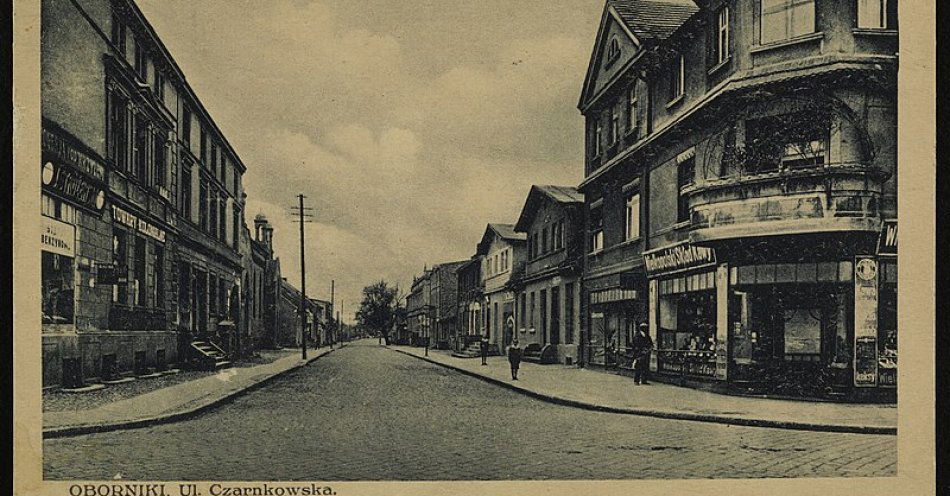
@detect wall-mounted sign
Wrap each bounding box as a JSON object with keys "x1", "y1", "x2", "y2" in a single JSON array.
[
  {"x1": 853, "y1": 255, "x2": 878, "y2": 387},
  {"x1": 877, "y1": 220, "x2": 897, "y2": 255},
  {"x1": 644, "y1": 242, "x2": 716, "y2": 276},
  {"x1": 692, "y1": 194, "x2": 825, "y2": 231},
  {"x1": 590, "y1": 288, "x2": 638, "y2": 305},
  {"x1": 42, "y1": 127, "x2": 106, "y2": 182},
  {"x1": 41, "y1": 161, "x2": 106, "y2": 211},
  {"x1": 41, "y1": 215, "x2": 75, "y2": 257},
  {"x1": 112, "y1": 205, "x2": 166, "y2": 243}
]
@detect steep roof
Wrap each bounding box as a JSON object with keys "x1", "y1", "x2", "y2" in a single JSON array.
[
  {"x1": 514, "y1": 185, "x2": 584, "y2": 232},
  {"x1": 476, "y1": 223, "x2": 527, "y2": 255},
  {"x1": 610, "y1": 0, "x2": 699, "y2": 42}
]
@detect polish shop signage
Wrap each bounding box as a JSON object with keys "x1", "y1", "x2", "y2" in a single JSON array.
[
  {"x1": 877, "y1": 220, "x2": 897, "y2": 255},
  {"x1": 112, "y1": 205, "x2": 166, "y2": 243},
  {"x1": 41, "y1": 127, "x2": 106, "y2": 211},
  {"x1": 644, "y1": 242, "x2": 716, "y2": 275},
  {"x1": 41, "y1": 215, "x2": 75, "y2": 257}
]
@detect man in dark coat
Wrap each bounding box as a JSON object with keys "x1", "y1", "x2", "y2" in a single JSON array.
[
  {"x1": 480, "y1": 334, "x2": 490, "y2": 365},
  {"x1": 507, "y1": 339, "x2": 523, "y2": 380},
  {"x1": 632, "y1": 323, "x2": 653, "y2": 385}
]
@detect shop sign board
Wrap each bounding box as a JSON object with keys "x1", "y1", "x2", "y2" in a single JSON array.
[
  {"x1": 648, "y1": 279, "x2": 659, "y2": 372},
  {"x1": 42, "y1": 161, "x2": 106, "y2": 212},
  {"x1": 41, "y1": 215, "x2": 75, "y2": 257},
  {"x1": 590, "y1": 288, "x2": 638, "y2": 304},
  {"x1": 853, "y1": 256, "x2": 878, "y2": 387},
  {"x1": 644, "y1": 242, "x2": 716, "y2": 276},
  {"x1": 715, "y1": 264, "x2": 729, "y2": 380},
  {"x1": 112, "y1": 205, "x2": 166, "y2": 243},
  {"x1": 42, "y1": 127, "x2": 106, "y2": 182},
  {"x1": 877, "y1": 220, "x2": 897, "y2": 255}
]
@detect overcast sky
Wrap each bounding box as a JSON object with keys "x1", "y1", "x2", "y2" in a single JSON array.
[{"x1": 138, "y1": 0, "x2": 604, "y2": 323}]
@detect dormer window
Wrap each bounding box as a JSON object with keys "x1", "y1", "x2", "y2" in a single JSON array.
[
  {"x1": 669, "y1": 54, "x2": 685, "y2": 102},
  {"x1": 606, "y1": 38, "x2": 621, "y2": 64}
]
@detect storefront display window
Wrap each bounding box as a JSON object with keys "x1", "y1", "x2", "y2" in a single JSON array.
[
  {"x1": 783, "y1": 308, "x2": 822, "y2": 358},
  {"x1": 656, "y1": 273, "x2": 717, "y2": 377},
  {"x1": 42, "y1": 251, "x2": 74, "y2": 324},
  {"x1": 878, "y1": 259, "x2": 897, "y2": 386}
]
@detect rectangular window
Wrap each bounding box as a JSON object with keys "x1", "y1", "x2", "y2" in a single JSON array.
[
  {"x1": 717, "y1": 6, "x2": 731, "y2": 64},
  {"x1": 209, "y1": 275, "x2": 218, "y2": 315},
  {"x1": 677, "y1": 158, "x2": 695, "y2": 223},
  {"x1": 520, "y1": 293, "x2": 527, "y2": 328},
  {"x1": 542, "y1": 226, "x2": 549, "y2": 254},
  {"x1": 745, "y1": 112, "x2": 829, "y2": 172},
  {"x1": 108, "y1": 91, "x2": 129, "y2": 171},
  {"x1": 154, "y1": 70, "x2": 165, "y2": 100},
  {"x1": 233, "y1": 206, "x2": 241, "y2": 249},
  {"x1": 153, "y1": 132, "x2": 166, "y2": 187},
  {"x1": 565, "y1": 282, "x2": 575, "y2": 344},
  {"x1": 670, "y1": 54, "x2": 685, "y2": 101},
  {"x1": 594, "y1": 122, "x2": 603, "y2": 156},
  {"x1": 626, "y1": 193, "x2": 641, "y2": 240},
  {"x1": 529, "y1": 292, "x2": 536, "y2": 329},
  {"x1": 133, "y1": 119, "x2": 148, "y2": 179},
  {"x1": 111, "y1": 17, "x2": 126, "y2": 54},
  {"x1": 113, "y1": 228, "x2": 128, "y2": 304},
  {"x1": 182, "y1": 106, "x2": 192, "y2": 146},
  {"x1": 134, "y1": 40, "x2": 147, "y2": 80},
  {"x1": 219, "y1": 278, "x2": 227, "y2": 317},
  {"x1": 540, "y1": 289, "x2": 548, "y2": 342},
  {"x1": 590, "y1": 204, "x2": 604, "y2": 252},
  {"x1": 627, "y1": 87, "x2": 638, "y2": 133},
  {"x1": 155, "y1": 245, "x2": 164, "y2": 309},
  {"x1": 134, "y1": 236, "x2": 146, "y2": 306},
  {"x1": 42, "y1": 250, "x2": 75, "y2": 325},
  {"x1": 181, "y1": 160, "x2": 192, "y2": 219},
  {"x1": 211, "y1": 142, "x2": 218, "y2": 177},
  {"x1": 200, "y1": 130, "x2": 208, "y2": 166},
  {"x1": 610, "y1": 106, "x2": 619, "y2": 144},
  {"x1": 533, "y1": 232, "x2": 540, "y2": 258},
  {"x1": 858, "y1": 0, "x2": 896, "y2": 29},
  {"x1": 199, "y1": 180, "x2": 208, "y2": 232},
  {"x1": 219, "y1": 195, "x2": 227, "y2": 241},
  {"x1": 761, "y1": 0, "x2": 816, "y2": 44}
]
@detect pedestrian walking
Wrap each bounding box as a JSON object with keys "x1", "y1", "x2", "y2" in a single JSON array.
[
  {"x1": 507, "y1": 339, "x2": 522, "y2": 380},
  {"x1": 632, "y1": 323, "x2": 653, "y2": 385},
  {"x1": 480, "y1": 334, "x2": 490, "y2": 365}
]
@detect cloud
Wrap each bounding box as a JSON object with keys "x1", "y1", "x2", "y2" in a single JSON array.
[{"x1": 137, "y1": 0, "x2": 602, "y2": 321}]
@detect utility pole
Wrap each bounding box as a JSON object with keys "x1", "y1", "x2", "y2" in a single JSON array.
[
  {"x1": 289, "y1": 194, "x2": 313, "y2": 360},
  {"x1": 330, "y1": 280, "x2": 335, "y2": 349}
]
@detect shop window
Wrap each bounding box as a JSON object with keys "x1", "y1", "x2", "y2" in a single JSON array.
[
  {"x1": 113, "y1": 229, "x2": 129, "y2": 305},
  {"x1": 857, "y1": 0, "x2": 897, "y2": 29},
  {"x1": 155, "y1": 245, "x2": 165, "y2": 309},
  {"x1": 134, "y1": 236, "x2": 146, "y2": 306},
  {"x1": 783, "y1": 308, "x2": 822, "y2": 359},
  {"x1": 42, "y1": 251, "x2": 74, "y2": 324},
  {"x1": 760, "y1": 0, "x2": 815, "y2": 44}
]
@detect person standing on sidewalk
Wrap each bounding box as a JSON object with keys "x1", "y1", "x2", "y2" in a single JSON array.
[
  {"x1": 480, "y1": 334, "x2": 490, "y2": 365},
  {"x1": 632, "y1": 323, "x2": 653, "y2": 385},
  {"x1": 507, "y1": 339, "x2": 523, "y2": 380}
]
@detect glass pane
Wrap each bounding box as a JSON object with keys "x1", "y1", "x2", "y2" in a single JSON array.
[
  {"x1": 838, "y1": 261, "x2": 853, "y2": 282},
  {"x1": 737, "y1": 265, "x2": 755, "y2": 284},
  {"x1": 775, "y1": 263, "x2": 796, "y2": 283},
  {"x1": 817, "y1": 262, "x2": 837, "y2": 281},
  {"x1": 790, "y1": 0, "x2": 815, "y2": 38},
  {"x1": 756, "y1": 264, "x2": 776, "y2": 284},
  {"x1": 796, "y1": 262, "x2": 818, "y2": 283}
]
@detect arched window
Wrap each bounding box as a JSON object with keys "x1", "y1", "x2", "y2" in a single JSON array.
[{"x1": 607, "y1": 38, "x2": 621, "y2": 63}]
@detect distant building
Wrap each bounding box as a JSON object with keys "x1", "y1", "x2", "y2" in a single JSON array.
[
  {"x1": 511, "y1": 185, "x2": 585, "y2": 365},
  {"x1": 476, "y1": 224, "x2": 527, "y2": 355},
  {"x1": 454, "y1": 257, "x2": 484, "y2": 352}
]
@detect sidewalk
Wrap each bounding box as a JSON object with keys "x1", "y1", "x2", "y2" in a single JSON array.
[
  {"x1": 43, "y1": 344, "x2": 342, "y2": 438},
  {"x1": 388, "y1": 345, "x2": 896, "y2": 435}
]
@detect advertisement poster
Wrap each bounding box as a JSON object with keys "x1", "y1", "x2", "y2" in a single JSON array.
[{"x1": 853, "y1": 256, "x2": 879, "y2": 387}]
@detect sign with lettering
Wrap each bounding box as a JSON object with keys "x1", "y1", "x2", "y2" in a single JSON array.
[
  {"x1": 41, "y1": 160, "x2": 106, "y2": 211},
  {"x1": 589, "y1": 288, "x2": 638, "y2": 304},
  {"x1": 715, "y1": 264, "x2": 729, "y2": 380},
  {"x1": 877, "y1": 220, "x2": 897, "y2": 255},
  {"x1": 42, "y1": 127, "x2": 106, "y2": 182},
  {"x1": 112, "y1": 205, "x2": 166, "y2": 243},
  {"x1": 853, "y1": 256, "x2": 878, "y2": 387},
  {"x1": 644, "y1": 242, "x2": 716, "y2": 275},
  {"x1": 41, "y1": 215, "x2": 75, "y2": 257}
]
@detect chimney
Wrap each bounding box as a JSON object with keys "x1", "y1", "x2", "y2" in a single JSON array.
[{"x1": 254, "y1": 213, "x2": 268, "y2": 242}]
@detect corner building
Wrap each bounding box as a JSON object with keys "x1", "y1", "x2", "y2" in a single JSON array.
[
  {"x1": 577, "y1": 0, "x2": 896, "y2": 400},
  {"x1": 41, "y1": 0, "x2": 248, "y2": 386}
]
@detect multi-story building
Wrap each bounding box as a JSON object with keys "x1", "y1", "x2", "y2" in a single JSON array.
[
  {"x1": 406, "y1": 269, "x2": 432, "y2": 346},
  {"x1": 40, "y1": 0, "x2": 249, "y2": 387},
  {"x1": 511, "y1": 185, "x2": 585, "y2": 365},
  {"x1": 429, "y1": 260, "x2": 468, "y2": 350},
  {"x1": 577, "y1": 0, "x2": 897, "y2": 400},
  {"x1": 455, "y1": 257, "x2": 485, "y2": 352},
  {"x1": 476, "y1": 224, "x2": 527, "y2": 355}
]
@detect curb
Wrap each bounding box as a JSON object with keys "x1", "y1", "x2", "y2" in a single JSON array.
[
  {"x1": 388, "y1": 347, "x2": 896, "y2": 436},
  {"x1": 43, "y1": 348, "x2": 338, "y2": 439}
]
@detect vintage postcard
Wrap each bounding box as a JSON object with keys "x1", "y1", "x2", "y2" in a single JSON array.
[{"x1": 13, "y1": 0, "x2": 935, "y2": 495}]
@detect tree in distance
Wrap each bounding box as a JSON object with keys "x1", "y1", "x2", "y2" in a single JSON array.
[{"x1": 355, "y1": 280, "x2": 399, "y2": 345}]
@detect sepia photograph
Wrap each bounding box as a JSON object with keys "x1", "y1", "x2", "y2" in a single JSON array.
[{"x1": 12, "y1": 0, "x2": 936, "y2": 494}]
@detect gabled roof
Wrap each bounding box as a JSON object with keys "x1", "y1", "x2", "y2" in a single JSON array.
[
  {"x1": 578, "y1": 0, "x2": 699, "y2": 110},
  {"x1": 476, "y1": 223, "x2": 527, "y2": 255},
  {"x1": 611, "y1": 0, "x2": 699, "y2": 41},
  {"x1": 514, "y1": 185, "x2": 584, "y2": 232}
]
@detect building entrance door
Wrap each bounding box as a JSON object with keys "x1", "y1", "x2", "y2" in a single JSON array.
[{"x1": 550, "y1": 286, "x2": 560, "y2": 345}]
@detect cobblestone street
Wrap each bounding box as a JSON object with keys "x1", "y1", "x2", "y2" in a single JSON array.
[{"x1": 43, "y1": 341, "x2": 896, "y2": 481}]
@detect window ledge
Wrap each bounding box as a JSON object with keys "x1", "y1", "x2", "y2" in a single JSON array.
[
  {"x1": 751, "y1": 32, "x2": 824, "y2": 54},
  {"x1": 673, "y1": 221, "x2": 691, "y2": 230},
  {"x1": 665, "y1": 94, "x2": 685, "y2": 110},
  {"x1": 707, "y1": 56, "x2": 731, "y2": 76},
  {"x1": 852, "y1": 28, "x2": 898, "y2": 37}
]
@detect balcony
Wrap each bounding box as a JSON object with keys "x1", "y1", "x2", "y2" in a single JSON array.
[{"x1": 687, "y1": 161, "x2": 888, "y2": 244}]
